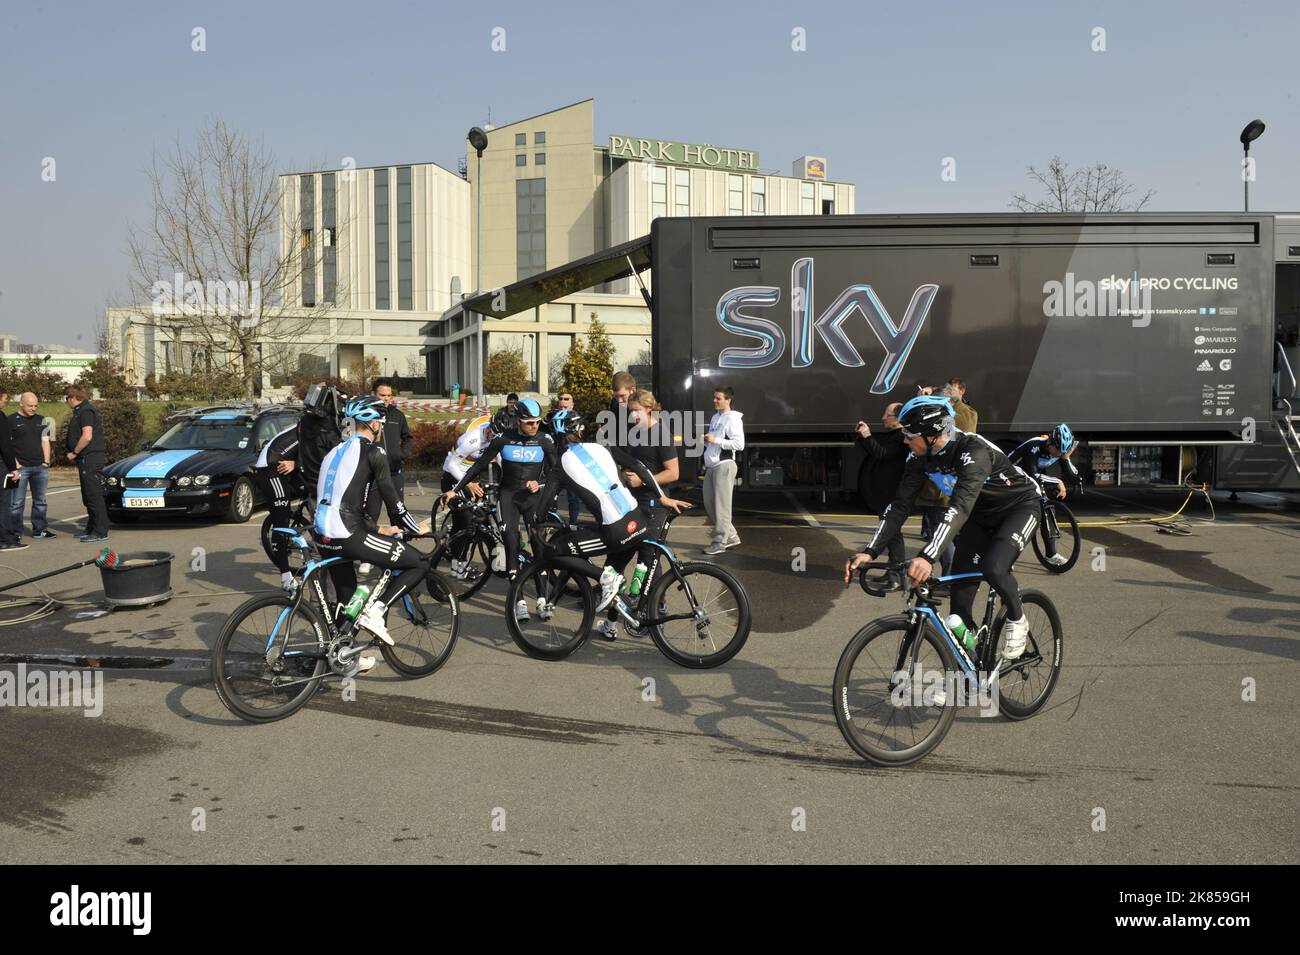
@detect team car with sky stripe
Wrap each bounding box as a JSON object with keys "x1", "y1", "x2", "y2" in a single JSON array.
[{"x1": 102, "y1": 406, "x2": 301, "y2": 524}]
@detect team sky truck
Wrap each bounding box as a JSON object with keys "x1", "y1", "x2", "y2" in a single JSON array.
[{"x1": 463, "y1": 213, "x2": 1300, "y2": 502}]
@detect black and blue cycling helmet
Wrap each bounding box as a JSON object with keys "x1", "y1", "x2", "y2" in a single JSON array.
[
  {"x1": 898, "y1": 395, "x2": 955, "y2": 439},
  {"x1": 1050, "y1": 423, "x2": 1076, "y2": 454},
  {"x1": 550, "y1": 408, "x2": 585, "y2": 438},
  {"x1": 516, "y1": 397, "x2": 543, "y2": 422}
]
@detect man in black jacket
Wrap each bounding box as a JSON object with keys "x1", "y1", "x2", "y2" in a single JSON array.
[
  {"x1": 855, "y1": 402, "x2": 906, "y2": 586},
  {"x1": 64, "y1": 385, "x2": 110, "y2": 542},
  {"x1": 0, "y1": 390, "x2": 25, "y2": 551},
  {"x1": 370, "y1": 378, "x2": 412, "y2": 501}
]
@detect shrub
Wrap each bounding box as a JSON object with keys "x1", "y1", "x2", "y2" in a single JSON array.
[
  {"x1": 155, "y1": 368, "x2": 243, "y2": 401},
  {"x1": 407, "y1": 421, "x2": 461, "y2": 469},
  {"x1": 74, "y1": 356, "x2": 135, "y2": 401},
  {"x1": 0, "y1": 358, "x2": 70, "y2": 402},
  {"x1": 484, "y1": 347, "x2": 529, "y2": 394},
  {"x1": 559, "y1": 318, "x2": 616, "y2": 422}
]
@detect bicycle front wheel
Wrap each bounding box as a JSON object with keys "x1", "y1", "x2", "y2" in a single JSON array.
[
  {"x1": 380, "y1": 569, "x2": 460, "y2": 677},
  {"x1": 506, "y1": 561, "x2": 594, "y2": 661},
  {"x1": 211, "y1": 594, "x2": 328, "y2": 724},
  {"x1": 439, "y1": 529, "x2": 494, "y2": 600},
  {"x1": 1032, "y1": 501, "x2": 1081, "y2": 573},
  {"x1": 832, "y1": 615, "x2": 959, "y2": 766},
  {"x1": 993, "y1": 590, "x2": 1063, "y2": 720},
  {"x1": 646, "y1": 562, "x2": 750, "y2": 669}
]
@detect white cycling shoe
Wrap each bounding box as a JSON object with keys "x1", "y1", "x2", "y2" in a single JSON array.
[
  {"x1": 357, "y1": 654, "x2": 378, "y2": 674},
  {"x1": 514, "y1": 599, "x2": 530, "y2": 623},
  {"x1": 536, "y1": 598, "x2": 554, "y2": 621},
  {"x1": 1046, "y1": 553, "x2": 1070, "y2": 567},
  {"x1": 358, "y1": 605, "x2": 394, "y2": 646},
  {"x1": 1002, "y1": 615, "x2": 1030, "y2": 660},
  {"x1": 595, "y1": 567, "x2": 622, "y2": 612}
]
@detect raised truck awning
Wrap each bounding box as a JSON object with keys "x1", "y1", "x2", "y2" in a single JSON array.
[{"x1": 459, "y1": 234, "x2": 651, "y2": 319}]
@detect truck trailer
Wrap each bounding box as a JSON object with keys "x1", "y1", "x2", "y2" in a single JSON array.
[{"x1": 461, "y1": 212, "x2": 1300, "y2": 500}]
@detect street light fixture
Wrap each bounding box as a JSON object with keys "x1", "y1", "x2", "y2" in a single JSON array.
[
  {"x1": 468, "y1": 126, "x2": 489, "y2": 397},
  {"x1": 1239, "y1": 119, "x2": 1265, "y2": 212}
]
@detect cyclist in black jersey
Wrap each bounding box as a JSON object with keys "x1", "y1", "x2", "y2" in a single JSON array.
[
  {"x1": 1008, "y1": 423, "x2": 1080, "y2": 501},
  {"x1": 440, "y1": 397, "x2": 556, "y2": 582},
  {"x1": 844, "y1": 396, "x2": 1041, "y2": 660},
  {"x1": 314, "y1": 396, "x2": 427, "y2": 665},
  {"x1": 254, "y1": 423, "x2": 302, "y2": 590}
]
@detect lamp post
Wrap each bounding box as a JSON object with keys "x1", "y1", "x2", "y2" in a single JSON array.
[
  {"x1": 1240, "y1": 119, "x2": 1265, "y2": 212},
  {"x1": 468, "y1": 126, "x2": 489, "y2": 397}
]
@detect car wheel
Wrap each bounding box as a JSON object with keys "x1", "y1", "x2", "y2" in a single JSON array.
[{"x1": 224, "y1": 477, "x2": 255, "y2": 524}]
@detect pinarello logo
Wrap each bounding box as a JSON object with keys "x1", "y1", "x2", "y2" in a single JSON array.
[{"x1": 626, "y1": 519, "x2": 638, "y2": 534}]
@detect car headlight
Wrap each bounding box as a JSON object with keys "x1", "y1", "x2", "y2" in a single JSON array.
[
  {"x1": 195, "y1": 475, "x2": 211, "y2": 486},
  {"x1": 175, "y1": 476, "x2": 192, "y2": 487},
  {"x1": 106, "y1": 476, "x2": 119, "y2": 487}
]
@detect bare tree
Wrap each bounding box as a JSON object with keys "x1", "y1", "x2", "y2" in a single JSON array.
[
  {"x1": 126, "y1": 120, "x2": 341, "y2": 398},
  {"x1": 1010, "y1": 157, "x2": 1154, "y2": 213}
]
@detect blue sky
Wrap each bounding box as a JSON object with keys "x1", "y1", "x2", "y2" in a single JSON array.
[{"x1": 1, "y1": 0, "x2": 1297, "y2": 346}]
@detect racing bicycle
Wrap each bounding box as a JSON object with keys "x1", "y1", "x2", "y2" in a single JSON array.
[
  {"x1": 212, "y1": 528, "x2": 459, "y2": 723},
  {"x1": 832, "y1": 563, "x2": 1062, "y2": 766},
  {"x1": 1031, "y1": 489, "x2": 1081, "y2": 573},
  {"x1": 507, "y1": 507, "x2": 751, "y2": 668}
]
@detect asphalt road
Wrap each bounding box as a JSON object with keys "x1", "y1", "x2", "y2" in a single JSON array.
[{"x1": 1, "y1": 479, "x2": 1297, "y2": 864}]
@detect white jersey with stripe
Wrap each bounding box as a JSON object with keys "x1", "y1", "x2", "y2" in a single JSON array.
[
  {"x1": 314, "y1": 435, "x2": 421, "y2": 540},
  {"x1": 442, "y1": 423, "x2": 494, "y2": 482},
  {"x1": 552, "y1": 442, "x2": 660, "y2": 525}
]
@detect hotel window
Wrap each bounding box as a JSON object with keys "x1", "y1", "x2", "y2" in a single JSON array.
[
  {"x1": 650, "y1": 166, "x2": 667, "y2": 220},
  {"x1": 800, "y1": 181, "x2": 815, "y2": 215},
  {"x1": 821, "y1": 183, "x2": 835, "y2": 215},
  {"x1": 322, "y1": 172, "x2": 337, "y2": 304},
  {"x1": 727, "y1": 174, "x2": 744, "y2": 215},
  {"x1": 750, "y1": 176, "x2": 765, "y2": 214},
  {"x1": 535, "y1": 131, "x2": 546, "y2": 144},
  {"x1": 535, "y1": 153, "x2": 546, "y2": 165},
  {"x1": 515, "y1": 133, "x2": 526, "y2": 146},
  {"x1": 374, "y1": 169, "x2": 390, "y2": 309},
  {"x1": 397, "y1": 166, "x2": 412, "y2": 310},
  {"x1": 674, "y1": 168, "x2": 690, "y2": 216},
  {"x1": 300, "y1": 176, "x2": 315, "y2": 307},
  {"x1": 515, "y1": 154, "x2": 527, "y2": 167},
  {"x1": 516, "y1": 178, "x2": 546, "y2": 280}
]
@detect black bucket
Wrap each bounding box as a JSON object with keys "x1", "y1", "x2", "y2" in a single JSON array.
[{"x1": 100, "y1": 551, "x2": 174, "y2": 608}]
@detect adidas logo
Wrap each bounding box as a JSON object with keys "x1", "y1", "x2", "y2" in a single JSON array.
[{"x1": 1196, "y1": 360, "x2": 1213, "y2": 371}]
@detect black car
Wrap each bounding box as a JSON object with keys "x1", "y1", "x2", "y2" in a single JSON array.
[{"x1": 103, "y1": 405, "x2": 302, "y2": 524}]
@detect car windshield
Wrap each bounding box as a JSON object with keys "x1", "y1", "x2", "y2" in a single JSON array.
[{"x1": 153, "y1": 419, "x2": 254, "y2": 451}]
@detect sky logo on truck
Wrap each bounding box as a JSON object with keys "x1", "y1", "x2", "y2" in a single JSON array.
[{"x1": 716, "y1": 258, "x2": 937, "y2": 393}]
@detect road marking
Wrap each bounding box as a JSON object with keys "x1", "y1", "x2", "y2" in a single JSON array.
[{"x1": 783, "y1": 490, "x2": 821, "y2": 528}]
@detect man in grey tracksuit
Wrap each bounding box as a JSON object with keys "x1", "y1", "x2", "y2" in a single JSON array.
[{"x1": 702, "y1": 386, "x2": 744, "y2": 556}]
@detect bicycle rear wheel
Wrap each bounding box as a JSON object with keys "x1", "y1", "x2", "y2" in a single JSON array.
[
  {"x1": 506, "y1": 561, "x2": 594, "y2": 660},
  {"x1": 211, "y1": 594, "x2": 328, "y2": 723},
  {"x1": 993, "y1": 590, "x2": 1062, "y2": 719},
  {"x1": 380, "y1": 569, "x2": 460, "y2": 677},
  {"x1": 832, "y1": 615, "x2": 959, "y2": 765},
  {"x1": 647, "y1": 562, "x2": 750, "y2": 668},
  {"x1": 1032, "y1": 501, "x2": 1081, "y2": 573}
]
